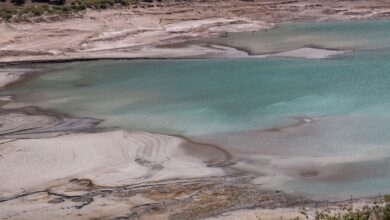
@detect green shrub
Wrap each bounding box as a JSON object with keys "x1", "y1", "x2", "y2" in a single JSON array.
[
  {"x1": 0, "y1": 8, "x2": 17, "y2": 20},
  {"x1": 63, "y1": 6, "x2": 70, "y2": 12},
  {"x1": 78, "y1": 4, "x2": 86, "y2": 10},
  {"x1": 0, "y1": 12, "x2": 13, "y2": 20},
  {"x1": 31, "y1": 6, "x2": 45, "y2": 15}
]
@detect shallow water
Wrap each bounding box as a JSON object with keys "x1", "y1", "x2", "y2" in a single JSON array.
[
  {"x1": 202, "y1": 20, "x2": 390, "y2": 54},
  {"x1": 3, "y1": 21, "x2": 390, "y2": 199}
]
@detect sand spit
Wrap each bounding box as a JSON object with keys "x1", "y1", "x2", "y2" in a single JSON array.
[
  {"x1": 257, "y1": 47, "x2": 347, "y2": 59},
  {"x1": 0, "y1": 68, "x2": 29, "y2": 88}
]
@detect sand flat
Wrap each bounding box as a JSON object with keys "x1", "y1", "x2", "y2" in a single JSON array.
[{"x1": 0, "y1": 130, "x2": 225, "y2": 199}]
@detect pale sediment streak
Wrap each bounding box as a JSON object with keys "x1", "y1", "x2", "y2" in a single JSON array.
[
  {"x1": 0, "y1": 108, "x2": 102, "y2": 139},
  {"x1": 255, "y1": 47, "x2": 346, "y2": 59}
]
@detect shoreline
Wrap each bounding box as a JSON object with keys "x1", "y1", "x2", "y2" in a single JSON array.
[
  {"x1": 2, "y1": 1, "x2": 390, "y2": 218},
  {"x1": 0, "y1": 44, "x2": 350, "y2": 67},
  {"x1": 0, "y1": 68, "x2": 388, "y2": 219}
]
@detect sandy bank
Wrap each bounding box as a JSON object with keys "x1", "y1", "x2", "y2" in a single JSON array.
[
  {"x1": 0, "y1": 10, "x2": 271, "y2": 63},
  {"x1": 0, "y1": 130, "x2": 226, "y2": 198},
  {"x1": 1, "y1": 0, "x2": 390, "y2": 63}
]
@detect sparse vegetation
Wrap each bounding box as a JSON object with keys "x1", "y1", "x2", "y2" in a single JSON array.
[
  {"x1": 0, "y1": 0, "x2": 144, "y2": 21},
  {"x1": 296, "y1": 195, "x2": 390, "y2": 220}
]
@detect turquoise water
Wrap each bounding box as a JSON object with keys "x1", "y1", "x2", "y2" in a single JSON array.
[
  {"x1": 3, "y1": 21, "x2": 390, "y2": 199},
  {"x1": 7, "y1": 52, "x2": 390, "y2": 136}
]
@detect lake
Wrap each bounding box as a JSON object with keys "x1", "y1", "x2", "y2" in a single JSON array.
[{"x1": 3, "y1": 21, "x2": 390, "y2": 199}]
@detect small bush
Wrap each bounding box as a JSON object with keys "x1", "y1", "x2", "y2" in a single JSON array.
[
  {"x1": 31, "y1": 6, "x2": 45, "y2": 16},
  {"x1": 0, "y1": 8, "x2": 17, "y2": 20},
  {"x1": 0, "y1": 12, "x2": 13, "y2": 20},
  {"x1": 61, "y1": 6, "x2": 70, "y2": 12},
  {"x1": 78, "y1": 4, "x2": 86, "y2": 10}
]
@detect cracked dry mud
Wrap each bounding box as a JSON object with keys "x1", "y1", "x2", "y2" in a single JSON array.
[{"x1": 0, "y1": 176, "x2": 313, "y2": 220}]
